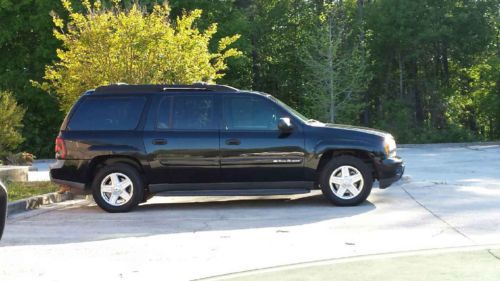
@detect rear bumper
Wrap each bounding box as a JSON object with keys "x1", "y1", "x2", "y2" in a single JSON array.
[
  {"x1": 376, "y1": 157, "x2": 405, "y2": 189},
  {"x1": 50, "y1": 160, "x2": 88, "y2": 191}
]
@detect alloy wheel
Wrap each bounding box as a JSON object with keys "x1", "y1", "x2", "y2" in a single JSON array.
[
  {"x1": 100, "y1": 172, "x2": 134, "y2": 206},
  {"x1": 329, "y1": 165, "x2": 364, "y2": 199}
]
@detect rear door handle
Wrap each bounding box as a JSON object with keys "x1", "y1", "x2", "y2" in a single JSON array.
[
  {"x1": 225, "y1": 138, "x2": 241, "y2": 145},
  {"x1": 152, "y1": 138, "x2": 167, "y2": 145}
]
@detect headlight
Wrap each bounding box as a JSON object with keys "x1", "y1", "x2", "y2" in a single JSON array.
[{"x1": 384, "y1": 135, "x2": 397, "y2": 157}]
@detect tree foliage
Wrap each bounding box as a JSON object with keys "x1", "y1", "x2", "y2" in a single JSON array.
[
  {"x1": 39, "y1": 0, "x2": 242, "y2": 112},
  {"x1": 364, "y1": 0, "x2": 498, "y2": 142},
  {"x1": 0, "y1": 0, "x2": 64, "y2": 158},
  {"x1": 303, "y1": 1, "x2": 371, "y2": 123},
  {"x1": 0, "y1": 0, "x2": 498, "y2": 157},
  {"x1": 0, "y1": 91, "x2": 25, "y2": 154}
]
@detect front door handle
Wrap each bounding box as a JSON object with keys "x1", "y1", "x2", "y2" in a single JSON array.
[
  {"x1": 225, "y1": 138, "x2": 241, "y2": 145},
  {"x1": 152, "y1": 138, "x2": 168, "y2": 145}
]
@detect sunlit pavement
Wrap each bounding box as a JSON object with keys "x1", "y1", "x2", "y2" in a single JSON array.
[{"x1": 1, "y1": 144, "x2": 500, "y2": 281}]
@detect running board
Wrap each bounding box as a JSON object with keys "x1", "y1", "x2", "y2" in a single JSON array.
[{"x1": 154, "y1": 188, "x2": 311, "y2": 197}]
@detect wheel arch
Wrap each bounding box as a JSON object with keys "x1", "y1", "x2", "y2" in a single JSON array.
[
  {"x1": 86, "y1": 155, "x2": 145, "y2": 187},
  {"x1": 315, "y1": 148, "x2": 377, "y2": 187}
]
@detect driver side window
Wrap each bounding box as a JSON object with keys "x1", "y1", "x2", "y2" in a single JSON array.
[{"x1": 223, "y1": 96, "x2": 280, "y2": 131}]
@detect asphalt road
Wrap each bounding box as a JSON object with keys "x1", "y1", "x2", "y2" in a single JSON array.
[{"x1": 1, "y1": 144, "x2": 500, "y2": 281}]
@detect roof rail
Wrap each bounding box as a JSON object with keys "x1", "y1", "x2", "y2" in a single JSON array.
[
  {"x1": 169, "y1": 82, "x2": 239, "y2": 92},
  {"x1": 93, "y1": 83, "x2": 239, "y2": 94}
]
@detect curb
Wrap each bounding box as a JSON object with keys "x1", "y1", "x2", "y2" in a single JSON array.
[{"x1": 7, "y1": 192, "x2": 74, "y2": 217}]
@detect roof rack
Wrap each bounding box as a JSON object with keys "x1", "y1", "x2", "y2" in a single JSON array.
[{"x1": 93, "y1": 83, "x2": 239, "y2": 94}]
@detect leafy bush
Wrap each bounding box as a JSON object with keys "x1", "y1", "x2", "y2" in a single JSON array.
[
  {"x1": 37, "y1": 0, "x2": 241, "y2": 112},
  {"x1": 373, "y1": 100, "x2": 477, "y2": 144},
  {"x1": 0, "y1": 91, "x2": 26, "y2": 155},
  {"x1": 4, "y1": 152, "x2": 36, "y2": 166},
  {"x1": 413, "y1": 125, "x2": 476, "y2": 144}
]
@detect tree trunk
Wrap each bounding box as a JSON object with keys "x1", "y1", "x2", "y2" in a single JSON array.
[
  {"x1": 328, "y1": 13, "x2": 335, "y2": 123},
  {"x1": 398, "y1": 50, "x2": 404, "y2": 99},
  {"x1": 249, "y1": 3, "x2": 260, "y2": 90},
  {"x1": 441, "y1": 42, "x2": 450, "y2": 87},
  {"x1": 432, "y1": 42, "x2": 448, "y2": 129},
  {"x1": 251, "y1": 36, "x2": 259, "y2": 89},
  {"x1": 358, "y1": 0, "x2": 370, "y2": 126},
  {"x1": 357, "y1": 0, "x2": 365, "y2": 42},
  {"x1": 410, "y1": 59, "x2": 424, "y2": 127}
]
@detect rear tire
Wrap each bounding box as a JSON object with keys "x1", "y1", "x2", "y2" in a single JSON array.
[
  {"x1": 320, "y1": 155, "x2": 373, "y2": 206},
  {"x1": 92, "y1": 164, "x2": 144, "y2": 213}
]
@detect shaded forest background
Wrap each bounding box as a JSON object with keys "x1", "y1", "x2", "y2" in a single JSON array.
[{"x1": 0, "y1": 0, "x2": 498, "y2": 158}]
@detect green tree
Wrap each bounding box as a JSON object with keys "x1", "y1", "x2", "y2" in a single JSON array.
[
  {"x1": 303, "y1": 0, "x2": 370, "y2": 123},
  {"x1": 448, "y1": 1, "x2": 499, "y2": 140},
  {"x1": 0, "y1": 91, "x2": 26, "y2": 154},
  {"x1": 39, "y1": 0, "x2": 242, "y2": 112},
  {"x1": 0, "y1": 0, "x2": 65, "y2": 158},
  {"x1": 1, "y1": 0, "x2": 498, "y2": 154},
  {"x1": 168, "y1": 0, "x2": 254, "y2": 89},
  {"x1": 243, "y1": 0, "x2": 319, "y2": 117},
  {"x1": 365, "y1": 0, "x2": 497, "y2": 142}
]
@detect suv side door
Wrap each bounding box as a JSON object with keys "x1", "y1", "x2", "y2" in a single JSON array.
[
  {"x1": 220, "y1": 94, "x2": 307, "y2": 187},
  {"x1": 143, "y1": 93, "x2": 220, "y2": 186}
]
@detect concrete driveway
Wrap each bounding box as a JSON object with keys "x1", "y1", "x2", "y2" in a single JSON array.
[{"x1": 1, "y1": 144, "x2": 500, "y2": 280}]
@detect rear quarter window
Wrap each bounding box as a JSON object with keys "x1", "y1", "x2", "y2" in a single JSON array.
[{"x1": 67, "y1": 96, "x2": 146, "y2": 131}]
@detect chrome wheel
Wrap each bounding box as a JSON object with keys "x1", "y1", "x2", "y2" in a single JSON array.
[
  {"x1": 329, "y1": 165, "x2": 364, "y2": 199},
  {"x1": 100, "y1": 172, "x2": 134, "y2": 206}
]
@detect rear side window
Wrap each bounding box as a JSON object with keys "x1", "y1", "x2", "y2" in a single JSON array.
[
  {"x1": 68, "y1": 96, "x2": 146, "y2": 131},
  {"x1": 157, "y1": 95, "x2": 216, "y2": 130}
]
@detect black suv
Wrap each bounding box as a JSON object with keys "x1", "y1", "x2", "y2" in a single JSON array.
[
  {"x1": 0, "y1": 180, "x2": 6, "y2": 239},
  {"x1": 50, "y1": 83, "x2": 404, "y2": 212}
]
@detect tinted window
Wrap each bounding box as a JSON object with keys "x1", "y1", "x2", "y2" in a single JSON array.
[
  {"x1": 157, "y1": 95, "x2": 216, "y2": 130},
  {"x1": 223, "y1": 96, "x2": 279, "y2": 130},
  {"x1": 157, "y1": 97, "x2": 172, "y2": 129},
  {"x1": 68, "y1": 96, "x2": 146, "y2": 131}
]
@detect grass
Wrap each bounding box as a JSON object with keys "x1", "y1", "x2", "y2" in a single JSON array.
[{"x1": 5, "y1": 181, "x2": 59, "y2": 202}]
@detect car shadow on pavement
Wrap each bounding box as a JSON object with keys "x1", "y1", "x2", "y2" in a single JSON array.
[{"x1": 1, "y1": 193, "x2": 375, "y2": 246}]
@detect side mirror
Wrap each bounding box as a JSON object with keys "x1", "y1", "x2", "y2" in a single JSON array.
[{"x1": 278, "y1": 117, "x2": 293, "y2": 132}]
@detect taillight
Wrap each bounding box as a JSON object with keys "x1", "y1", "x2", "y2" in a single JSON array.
[{"x1": 55, "y1": 137, "x2": 67, "y2": 159}]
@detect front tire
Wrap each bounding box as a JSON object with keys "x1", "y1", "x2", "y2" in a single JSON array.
[
  {"x1": 92, "y1": 164, "x2": 144, "y2": 213},
  {"x1": 320, "y1": 155, "x2": 373, "y2": 206}
]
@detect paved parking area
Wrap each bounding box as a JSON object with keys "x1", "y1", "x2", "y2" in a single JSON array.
[{"x1": 1, "y1": 144, "x2": 500, "y2": 280}]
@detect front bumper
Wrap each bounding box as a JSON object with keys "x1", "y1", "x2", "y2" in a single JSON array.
[{"x1": 376, "y1": 157, "x2": 405, "y2": 189}]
